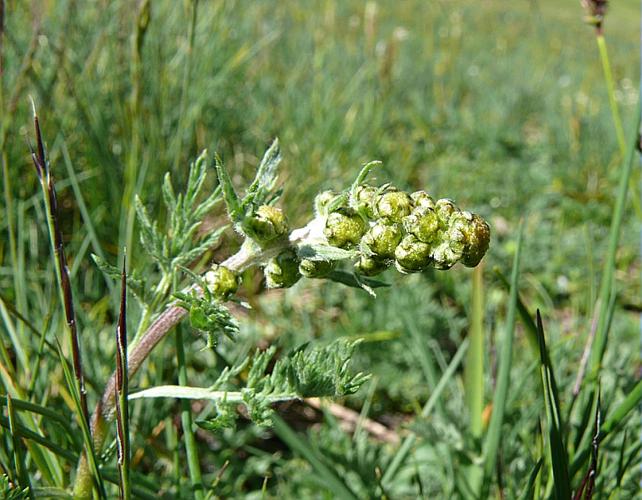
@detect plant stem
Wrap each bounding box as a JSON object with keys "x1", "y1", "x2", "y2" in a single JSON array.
[
  {"x1": 464, "y1": 263, "x2": 484, "y2": 438},
  {"x1": 596, "y1": 34, "x2": 626, "y2": 156},
  {"x1": 587, "y1": 101, "x2": 642, "y2": 381},
  {"x1": 175, "y1": 325, "x2": 204, "y2": 499},
  {"x1": 74, "y1": 224, "x2": 313, "y2": 495},
  {"x1": 172, "y1": 0, "x2": 199, "y2": 172}
]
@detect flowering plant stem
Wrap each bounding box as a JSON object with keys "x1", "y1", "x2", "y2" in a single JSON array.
[{"x1": 73, "y1": 225, "x2": 305, "y2": 497}]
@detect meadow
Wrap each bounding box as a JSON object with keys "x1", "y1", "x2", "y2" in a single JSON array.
[{"x1": 1, "y1": 0, "x2": 641, "y2": 498}]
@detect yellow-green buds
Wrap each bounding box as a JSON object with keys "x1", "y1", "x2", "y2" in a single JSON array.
[
  {"x1": 355, "y1": 255, "x2": 389, "y2": 276},
  {"x1": 264, "y1": 249, "x2": 301, "y2": 288},
  {"x1": 324, "y1": 208, "x2": 367, "y2": 249},
  {"x1": 403, "y1": 206, "x2": 440, "y2": 244},
  {"x1": 204, "y1": 265, "x2": 239, "y2": 300},
  {"x1": 247, "y1": 205, "x2": 289, "y2": 243},
  {"x1": 376, "y1": 189, "x2": 413, "y2": 223},
  {"x1": 361, "y1": 221, "x2": 403, "y2": 259},
  {"x1": 460, "y1": 213, "x2": 491, "y2": 267},
  {"x1": 394, "y1": 234, "x2": 432, "y2": 273},
  {"x1": 410, "y1": 190, "x2": 435, "y2": 210},
  {"x1": 299, "y1": 258, "x2": 335, "y2": 278},
  {"x1": 353, "y1": 184, "x2": 378, "y2": 219},
  {"x1": 435, "y1": 198, "x2": 458, "y2": 221},
  {"x1": 314, "y1": 190, "x2": 340, "y2": 217}
]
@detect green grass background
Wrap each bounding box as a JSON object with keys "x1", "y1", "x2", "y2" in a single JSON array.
[{"x1": 1, "y1": 0, "x2": 642, "y2": 497}]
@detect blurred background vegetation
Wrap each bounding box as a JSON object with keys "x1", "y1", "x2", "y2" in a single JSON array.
[{"x1": 1, "y1": 0, "x2": 641, "y2": 497}]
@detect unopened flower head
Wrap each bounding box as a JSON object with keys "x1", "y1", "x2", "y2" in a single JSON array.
[
  {"x1": 205, "y1": 264, "x2": 239, "y2": 300},
  {"x1": 299, "y1": 258, "x2": 335, "y2": 278},
  {"x1": 459, "y1": 213, "x2": 491, "y2": 268},
  {"x1": 376, "y1": 189, "x2": 414, "y2": 223},
  {"x1": 355, "y1": 255, "x2": 390, "y2": 276},
  {"x1": 434, "y1": 198, "x2": 458, "y2": 223},
  {"x1": 247, "y1": 205, "x2": 289, "y2": 243},
  {"x1": 324, "y1": 207, "x2": 367, "y2": 249},
  {"x1": 264, "y1": 249, "x2": 301, "y2": 288},
  {"x1": 314, "y1": 190, "x2": 340, "y2": 217},
  {"x1": 394, "y1": 234, "x2": 432, "y2": 273},
  {"x1": 410, "y1": 190, "x2": 435, "y2": 210},
  {"x1": 403, "y1": 206, "x2": 440, "y2": 244},
  {"x1": 353, "y1": 184, "x2": 378, "y2": 219},
  {"x1": 361, "y1": 221, "x2": 403, "y2": 259}
]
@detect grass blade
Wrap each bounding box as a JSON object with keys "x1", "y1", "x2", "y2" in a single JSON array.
[
  {"x1": 587, "y1": 102, "x2": 642, "y2": 381},
  {"x1": 465, "y1": 263, "x2": 485, "y2": 438},
  {"x1": 381, "y1": 338, "x2": 469, "y2": 486},
  {"x1": 272, "y1": 414, "x2": 358, "y2": 500},
  {"x1": 115, "y1": 259, "x2": 131, "y2": 500},
  {"x1": 7, "y1": 395, "x2": 31, "y2": 495},
  {"x1": 569, "y1": 378, "x2": 642, "y2": 477},
  {"x1": 175, "y1": 324, "x2": 205, "y2": 499},
  {"x1": 31, "y1": 108, "x2": 90, "y2": 428},
  {"x1": 535, "y1": 310, "x2": 570, "y2": 499},
  {"x1": 56, "y1": 342, "x2": 106, "y2": 498},
  {"x1": 517, "y1": 459, "x2": 543, "y2": 500},
  {"x1": 481, "y1": 221, "x2": 523, "y2": 492},
  {"x1": 573, "y1": 391, "x2": 600, "y2": 500}
]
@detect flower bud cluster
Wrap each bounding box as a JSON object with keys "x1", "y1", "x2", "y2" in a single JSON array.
[{"x1": 320, "y1": 184, "x2": 490, "y2": 276}]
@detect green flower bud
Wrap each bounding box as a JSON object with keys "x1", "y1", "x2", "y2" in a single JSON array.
[
  {"x1": 355, "y1": 255, "x2": 390, "y2": 276},
  {"x1": 352, "y1": 184, "x2": 378, "y2": 219},
  {"x1": 410, "y1": 190, "x2": 435, "y2": 210},
  {"x1": 460, "y1": 213, "x2": 491, "y2": 267},
  {"x1": 299, "y1": 258, "x2": 335, "y2": 278},
  {"x1": 403, "y1": 206, "x2": 440, "y2": 244},
  {"x1": 435, "y1": 198, "x2": 458, "y2": 222},
  {"x1": 264, "y1": 249, "x2": 301, "y2": 288},
  {"x1": 324, "y1": 208, "x2": 367, "y2": 249},
  {"x1": 314, "y1": 190, "x2": 340, "y2": 217},
  {"x1": 394, "y1": 234, "x2": 432, "y2": 273},
  {"x1": 376, "y1": 189, "x2": 414, "y2": 223},
  {"x1": 204, "y1": 265, "x2": 239, "y2": 300},
  {"x1": 431, "y1": 240, "x2": 463, "y2": 270},
  {"x1": 247, "y1": 205, "x2": 289, "y2": 243},
  {"x1": 361, "y1": 221, "x2": 403, "y2": 259}
]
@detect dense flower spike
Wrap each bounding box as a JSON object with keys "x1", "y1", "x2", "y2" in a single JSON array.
[
  {"x1": 204, "y1": 265, "x2": 239, "y2": 299},
  {"x1": 264, "y1": 249, "x2": 302, "y2": 288}
]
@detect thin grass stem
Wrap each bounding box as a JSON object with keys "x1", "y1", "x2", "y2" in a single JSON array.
[
  {"x1": 175, "y1": 325, "x2": 204, "y2": 499},
  {"x1": 465, "y1": 263, "x2": 484, "y2": 438},
  {"x1": 115, "y1": 259, "x2": 131, "y2": 500}
]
